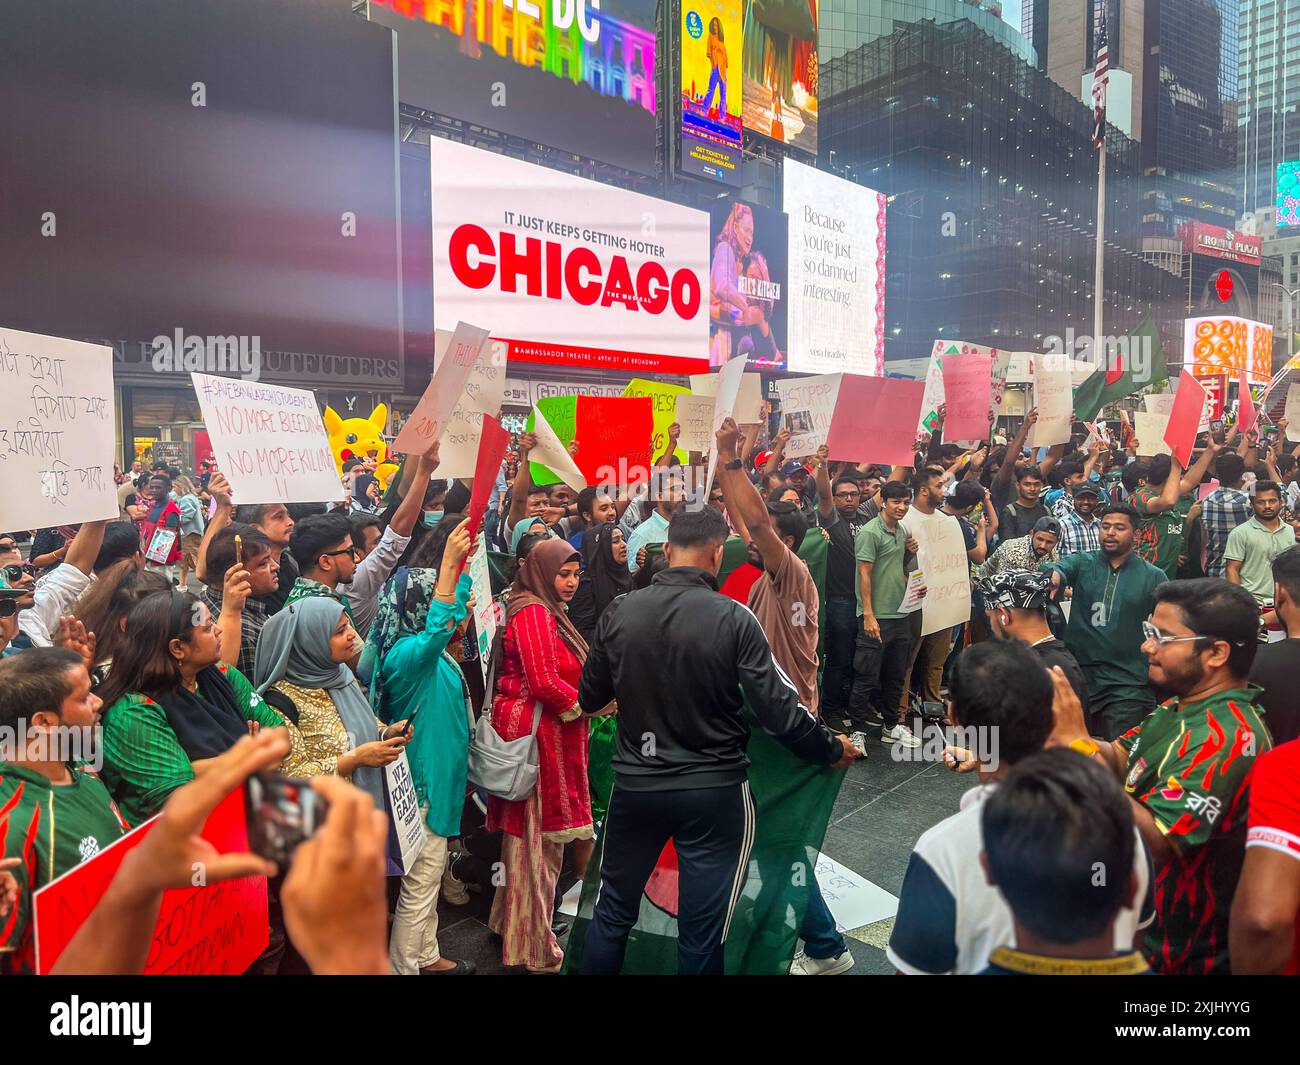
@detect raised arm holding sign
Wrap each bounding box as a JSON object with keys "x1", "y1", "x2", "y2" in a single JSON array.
[{"x1": 391, "y1": 322, "x2": 490, "y2": 455}]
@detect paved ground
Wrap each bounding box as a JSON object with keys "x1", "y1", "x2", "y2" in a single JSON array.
[{"x1": 431, "y1": 728, "x2": 973, "y2": 976}]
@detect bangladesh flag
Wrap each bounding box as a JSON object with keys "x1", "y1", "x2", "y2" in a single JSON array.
[
  {"x1": 562, "y1": 719, "x2": 847, "y2": 975},
  {"x1": 1073, "y1": 318, "x2": 1167, "y2": 421},
  {"x1": 524, "y1": 395, "x2": 653, "y2": 487}
]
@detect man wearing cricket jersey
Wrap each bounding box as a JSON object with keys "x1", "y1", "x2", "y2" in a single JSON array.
[
  {"x1": 0, "y1": 649, "x2": 129, "y2": 975},
  {"x1": 1130, "y1": 447, "x2": 1218, "y2": 579},
  {"x1": 1047, "y1": 578, "x2": 1271, "y2": 975}
]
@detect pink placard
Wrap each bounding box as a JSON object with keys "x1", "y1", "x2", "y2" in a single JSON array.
[
  {"x1": 1238, "y1": 372, "x2": 1256, "y2": 435},
  {"x1": 826, "y1": 375, "x2": 927, "y2": 466},
  {"x1": 941, "y1": 355, "x2": 993, "y2": 441},
  {"x1": 1164, "y1": 372, "x2": 1208, "y2": 468}
]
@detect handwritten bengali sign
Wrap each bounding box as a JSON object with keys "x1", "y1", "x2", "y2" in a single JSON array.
[
  {"x1": 192, "y1": 372, "x2": 340, "y2": 504},
  {"x1": 0, "y1": 326, "x2": 117, "y2": 530}
]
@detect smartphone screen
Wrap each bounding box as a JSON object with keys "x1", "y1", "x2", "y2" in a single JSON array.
[{"x1": 244, "y1": 772, "x2": 329, "y2": 868}]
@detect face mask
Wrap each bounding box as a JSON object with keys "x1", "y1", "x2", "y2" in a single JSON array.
[{"x1": 421, "y1": 510, "x2": 444, "y2": 528}]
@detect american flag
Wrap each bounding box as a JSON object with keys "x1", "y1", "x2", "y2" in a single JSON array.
[{"x1": 1092, "y1": 14, "x2": 1109, "y2": 149}]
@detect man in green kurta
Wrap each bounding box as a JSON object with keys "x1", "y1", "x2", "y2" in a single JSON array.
[{"x1": 1043, "y1": 503, "x2": 1167, "y2": 739}]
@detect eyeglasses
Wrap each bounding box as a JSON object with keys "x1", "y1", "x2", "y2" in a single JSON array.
[
  {"x1": 3, "y1": 564, "x2": 32, "y2": 582},
  {"x1": 1140, "y1": 621, "x2": 1232, "y2": 648},
  {"x1": 833, "y1": 491, "x2": 860, "y2": 499},
  {"x1": 321, "y1": 547, "x2": 360, "y2": 562},
  {"x1": 0, "y1": 541, "x2": 17, "y2": 552}
]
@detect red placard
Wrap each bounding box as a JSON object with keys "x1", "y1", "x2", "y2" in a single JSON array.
[
  {"x1": 467, "y1": 414, "x2": 511, "y2": 540},
  {"x1": 941, "y1": 355, "x2": 994, "y2": 441},
  {"x1": 34, "y1": 788, "x2": 269, "y2": 975},
  {"x1": 825, "y1": 375, "x2": 927, "y2": 466},
  {"x1": 1163, "y1": 372, "x2": 1209, "y2": 468},
  {"x1": 572, "y1": 396, "x2": 655, "y2": 485}
]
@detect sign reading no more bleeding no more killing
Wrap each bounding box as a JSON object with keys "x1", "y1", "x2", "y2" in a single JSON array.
[
  {"x1": 0, "y1": 326, "x2": 118, "y2": 531},
  {"x1": 191, "y1": 373, "x2": 341, "y2": 505}
]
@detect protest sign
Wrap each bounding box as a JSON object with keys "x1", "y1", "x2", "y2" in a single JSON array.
[
  {"x1": 776, "y1": 373, "x2": 842, "y2": 457},
  {"x1": 0, "y1": 325, "x2": 117, "y2": 530},
  {"x1": 675, "y1": 394, "x2": 717, "y2": 453},
  {"x1": 528, "y1": 401, "x2": 586, "y2": 492},
  {"x1": 825, "y1": 375, "x2": 926, "y2": 467},
  {"x1": 690, "y1": 371, "x2": 763, "y2": 424},
  {"x1": 917, "y1": 341, "x2": 1004, "y2": 433},
  {"x1": 391, "y1": 322, "x2": 489, "y2": 455},
  {"x1": 468, "y1": 536, "x2": 496, "y2": 677},
  {"x1": 900, "y1": 570, "x2": 926, "y2": 614},
  {"x1": 702, "y1": 357, "x2": 748, "y2": 501},
  {"x1": 466, "y1": 415, "x2": 511, "y2": 539},
  {"x1": 1143, "y1": 393, "x2": 1176, "y2": 416},
  {"x1": 1164, "y1": 372, "x2": 1208, "y2": 467},
  {"x1": 528, "y1": 397, "x2": 654, "y2": 487},
  {"x1": 433, "y1": 329, "x2": 508, "y2": 478},
  {"x1": 1133, "y1": 411, "x2": 1172, "y2": 456},
  {"x1": 192, "y1": 372, "x2": 339, "y2": 504},
  {"x1": 34, "y1": 789, "x2": 268, "y2": 975},
  {"x1": 1286, "y1": 384, "x2": 1300, "y2": 441},
  {"x1": 385, "y1": 751, "x2": 426, "y2": 877},
  {"x1": 1237, "y1": 373, "x2": 1257, "y2": 435},
  {"x1": 622, "y1": 379, "x2": 689, "y2": 463},
  {"x1": 1030, "y1": 354, "x2": 1072, "y2": 446},
  {"x1": 902, "y1": 509, "x2": 971, "y2": 636},
  {"x1": 941, "y1": 355, "x2": 993, "y2": 441}
]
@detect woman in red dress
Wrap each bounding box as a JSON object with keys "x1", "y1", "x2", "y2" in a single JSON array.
[{"x1": 487, "y1": 538, "x2": 593, "y2": 973}]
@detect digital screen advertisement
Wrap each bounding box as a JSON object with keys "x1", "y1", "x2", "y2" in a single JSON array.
[
  {"x1": 708, "y1": 199, "x2": 788, "y2": 368},
  {"x1": 369, "y1": 0, "x2": 659, "y2": 176},
  {"x1": 680, "y1": 0, "x2": 745, "y2": 185},
  {"x1": 1183, "y1": 315, "x2": 1274, "y2": 385},
  {"x1": 431, "y1": 139, "x2": 711, "y2": 376},
  {"x1": 1278, "y1": 161, "x2": 1300, "y2": 229},
  {"x1": 741, "y1": 0, "x2": 818, "y2": 155},
  {"x1": 782, "y1": 157, "x2": 886, "y2": 375}
]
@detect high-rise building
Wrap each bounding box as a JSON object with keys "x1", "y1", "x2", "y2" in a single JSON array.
[
  {"x1": 821, "y1": 19, "x2": 1185, "y2": 364},
  {"x1": 1239, "y1": 1, "x2": 1300, "y2": 223},
  {"x1": 819, "y1": 0, "x2": 1035, "y2": 65},
  {"x1": 1032, "y1": 1, "x2": 1237, "y2": 236}
]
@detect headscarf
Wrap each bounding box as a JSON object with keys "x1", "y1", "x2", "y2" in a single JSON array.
[
  {"x1": 253, "y1": 597, "x2": 386, "y2": 809},
  {"x1": 359, "y1": 565, "x2": 441, "y2": 712},
  {"x1": 156, "y1": 666, "x2": 249, "y2": 761},
  {"x1": 570, "y1": 523, "x2": 633, "y2": 640},
  {"x1": 510, "y1": 516, "x2": 548, "y2": 554},
  {"x1": 505, "y1": 537, "x2": 587, "y2": 663}
]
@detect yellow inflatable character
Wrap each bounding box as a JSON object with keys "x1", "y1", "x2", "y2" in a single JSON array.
[{"x1": 323, "y1": 404, "x2": 400, "y2": 491}]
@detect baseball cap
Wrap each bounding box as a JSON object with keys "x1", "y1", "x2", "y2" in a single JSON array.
[
  {"x1": 781, "y1": 460, "x2": 811, "y2": 477},
  {"x1": 1031, "y1": 516, "x2": 1062, "y2": 538},
  {"x1": 1072, "y1": 482, "x2": 1101, "y2": 498}
]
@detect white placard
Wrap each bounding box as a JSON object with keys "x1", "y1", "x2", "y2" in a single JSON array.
[
  {"x1": 689, "y1": 371, "x2": 763, "y2": 423},
  {"x1": 1286, "y1": 384, "x2": 1300, "y2": 441},
  {"x1": 1030, "y1": 354, "x2": 1073, "y2": 446},
  {"x1": 468, "y1": 536, "x2": 496, "y2": 681},
  {"x1": 0, "y1": 326, "x2": 117, "y2": 530},
  {"x1": 902, "y1": 509, "x2": 971, "y2": 636},
  {"x1": 675, "y1": 394, "x2": 716, "y2": 453},
  {"x1": 1133, "y1": 411, "x2": 1172, "y2": 456},
  {"x1": 702, "y1": 357, "x2": 748, "y2": 501},
  {"x1": 776, "y1": 373, "x2": 843, "y2": 457},
  {"x1": 783, "y1": 158, "x2": 886, "y2": 375},
  {"x1": 384, "y1": 752, "x2": 426, "y2": 876},
  {"x1": 900, "y1": 569, "x2": 926, "y2": 614},
  {"x1": 431, "y1": 139, "x2": 709, "y2": 375},
  {"x1": 392, "y1": 322, "x2": 488, "y2": 456},
  {"x1": 432, "y1": 329, "x2": 507, "y2": 479},
  {"x1": 530, "y1": 405, "x2": 586, "y2": 493},
  {"x1": 191, "y1": 373, "x2": 340, "y2": 504}
]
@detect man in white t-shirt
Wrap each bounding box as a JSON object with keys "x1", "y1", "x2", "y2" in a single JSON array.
[{"x1": 887, "y1": 639, "x2": 1154, "y2": 974}]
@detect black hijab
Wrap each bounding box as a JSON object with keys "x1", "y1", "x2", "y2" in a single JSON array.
[
  {"x1": 569, "y1": 523, "x2": 633, "y2": 642},
  {"x1": 155, "y1": 665, "x2": 249, "y2": 760}
]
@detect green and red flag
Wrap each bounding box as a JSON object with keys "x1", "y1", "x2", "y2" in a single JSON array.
[
  {"x1": 1073, "y1": 317, "x2": 1166, "y2": 421},
  {"x1": 525, "y1": 395, "x2": 653, "y2": 487}
]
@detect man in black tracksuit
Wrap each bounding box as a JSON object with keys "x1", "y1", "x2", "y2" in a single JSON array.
[{"x1": 577, "y1": 506, "x2": 858, "y2": 975}]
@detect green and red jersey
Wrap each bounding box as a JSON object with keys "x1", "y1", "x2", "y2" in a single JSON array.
[
  {"x1": 1131, "y1": 486, "x2": 1192, "y2": 578},
  {"x1": 0, "y1": 762, "x2": 129, "y2": 975},
  {"x1": 1244, "y1": 739, "x2": 1300, "y2": 974},
  {"x1": 1118, "y1": 684, "x2": 1272, "y2": 975}
]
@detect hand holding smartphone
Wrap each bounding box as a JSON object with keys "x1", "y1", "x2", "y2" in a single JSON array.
[{"x1": 244, "y1": 772, "x2": 330, "y2": 868}]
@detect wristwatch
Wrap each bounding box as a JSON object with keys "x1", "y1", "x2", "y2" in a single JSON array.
[{"x1": 724, "y1": 458, "x2": 745, "y2": 471}]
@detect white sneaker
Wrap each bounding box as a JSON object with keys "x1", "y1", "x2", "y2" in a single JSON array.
[
  {"x1": 881, "y1": 723, "x2": 922, "y2": 748},
  {"x1": 848, "y1": 731, "x2": 868, "y2": 755},
  {"x1": 790, "y1": 948, "x2": 855, "y2": 975}
]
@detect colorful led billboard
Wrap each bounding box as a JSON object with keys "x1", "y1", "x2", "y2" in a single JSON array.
[{"x1": 680, "y1": 0, "x2": 744, "y2": 184}]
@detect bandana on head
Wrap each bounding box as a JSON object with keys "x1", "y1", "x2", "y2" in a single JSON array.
[{"x1": 978, "y1": 569, "x2": 1053, "y2": 612}]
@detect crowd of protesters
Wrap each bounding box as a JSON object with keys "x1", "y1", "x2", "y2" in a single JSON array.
[{"x1": 3, "y1": 395, "x2": 1300, "y2": 979}]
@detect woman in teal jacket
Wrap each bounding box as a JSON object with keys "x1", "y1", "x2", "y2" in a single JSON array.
[{"x1": 361, "y1": 515, "x2": 476, "y2": 975}]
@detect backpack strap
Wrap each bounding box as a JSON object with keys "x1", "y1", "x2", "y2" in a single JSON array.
[{"x1": 262, "y1": 686, "x2": 300, "y2": 727}]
